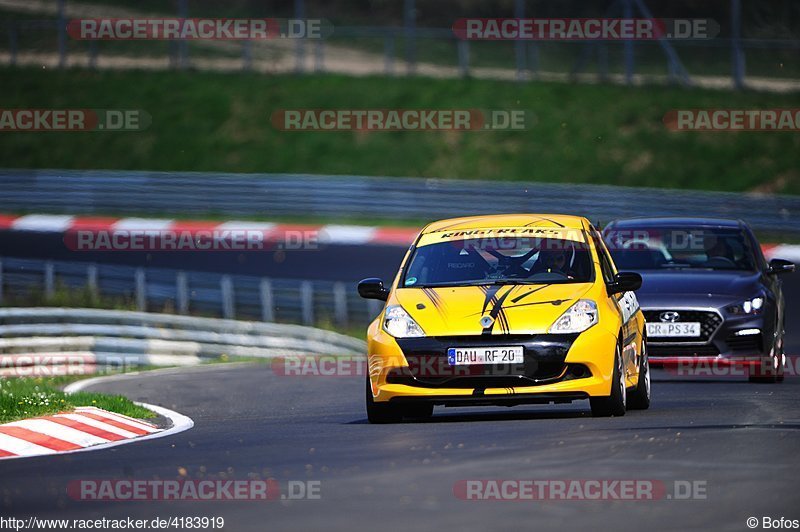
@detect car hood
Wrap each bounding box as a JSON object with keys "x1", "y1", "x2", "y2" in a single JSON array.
[
  {"x1": 392, "y1": 283, "x2": 593, "y2": 337},
  {"x1": 636, "y1": 270, "x2": 761, "y2": 308}
]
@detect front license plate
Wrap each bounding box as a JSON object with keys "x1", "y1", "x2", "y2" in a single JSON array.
[
  {"x1": 447, "y1": 346, "x2": 524, "y2": 366},
  {"x1": 646, "y1": 322, "x2": 701, "y2": 337}
]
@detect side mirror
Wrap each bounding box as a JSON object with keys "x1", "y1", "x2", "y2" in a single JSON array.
[
  {"x1": 768, "y1": 258, "x2": 796, "y2": 275},
  {"x1": 607, "y1": 272, "x2": 642, "y2": 295},
  {"x1": 358, "y1": 278, "x2": 390, "y2": 301}
]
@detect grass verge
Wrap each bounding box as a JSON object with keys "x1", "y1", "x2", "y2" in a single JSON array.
[
  {"x1": 1, "y1": 68, "x2": 798, "y2": 194},
  {"x1": 0, "y1": 375, "x2": 156, "y2": 424}
]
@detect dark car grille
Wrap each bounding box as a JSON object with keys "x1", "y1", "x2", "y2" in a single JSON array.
[
  {"x1": 649, "y1": 344, "x2": 721, "y2": 357},
  {"x1": 643, "y1": 310, "x2": 722, "y2": 343},
  {"x1": 391, "y1": 334, "x2": 579, "y2": 388},
  {"x1": 725, "y1": 333, "x2": 763, "y2": 353}
]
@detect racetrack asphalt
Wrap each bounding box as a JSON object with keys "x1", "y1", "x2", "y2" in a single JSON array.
[{"x1": 0, "y1": 245, "x2": 798, "y2": 531}]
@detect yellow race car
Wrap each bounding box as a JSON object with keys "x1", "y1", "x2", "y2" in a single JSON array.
[{"x1": 358, "y1": 214, "x2": 649, "y2": 423}]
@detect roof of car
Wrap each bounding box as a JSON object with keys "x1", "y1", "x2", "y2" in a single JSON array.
[
  {"x1": 422, "y1": 214, "x2": 591, "y2": 234},
  {"x1": 605, "y1": 217, "x2": 743, "y2": 229}
]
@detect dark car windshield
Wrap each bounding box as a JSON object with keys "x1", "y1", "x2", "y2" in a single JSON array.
[
  {"x1": 605, "y1": 226, "x2": 757, "y2": 271},
  {"x1": 403, "y1": 236, "x2": 594, "y2": 287}
]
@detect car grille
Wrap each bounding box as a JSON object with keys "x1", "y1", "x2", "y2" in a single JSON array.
[
  {"x1": 725, "y1": 333, "x2": 763, "y2": 353},
  {"x1": 649, "y1": 344, "x2": 721, "y2": 357},
  {"x1": 643, "y1": 309, "x2": 722, "y2": 343}
]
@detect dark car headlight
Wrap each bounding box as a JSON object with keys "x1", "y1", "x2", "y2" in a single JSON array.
[{"x1": 726, "y1": 295, "x2": 765, "y2": 316}]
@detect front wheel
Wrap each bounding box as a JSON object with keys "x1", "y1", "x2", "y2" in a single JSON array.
[
  {"x1": 590, "y1": 344, "x2": 626, "y2": 417},
  {"x1": 365, "y1": 377, "x2": 434, "y2": 423},
  {"x1": 627, "y1": 340, "x2": 651, "y2": 410}
]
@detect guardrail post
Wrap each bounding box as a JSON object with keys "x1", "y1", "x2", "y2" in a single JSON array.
[
  {"x1": 0, "y1": 259, "x2": 4, "y2": 306},
  {"x1": 300, "y1": 281, "x2": 314, "y2": 326},
  {"x1": 731, "y1": 0, "x2": 745, "y2": 90},
  {"x1": 403, "y1": 0, "x2": 416, "y2": 74},
  {"x1": 259, "y1": 278, "x2": 275, "y2": 322},
  {"x1": 176, "y1": 271, "x2": 189, "y2": 315},
  {"x1": 333, "y1": 282, "x2": 348, "y2": 327},
  {"x1": 220, "y1": 275, "x2": 235, "y2": 319},
  {"x1": 86, "y1": 264, "x2": 98, "y2": 298},
  {"x1": 44, "y1": 261, "x2": 55, "y2": 299},
  {"x1": 135, "y1": 268, "x2": 147, "y2": 311}
]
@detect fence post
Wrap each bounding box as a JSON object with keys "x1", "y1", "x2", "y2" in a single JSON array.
[
  {"x1": 514, "y1": 0, "x2": 526, "y2": 81},
  {"x1": 44, "y1": 261, "x2": 55, "y2": 299},
  {"x1": 731, "y1": 0, "x2": 745, "y2": 90},
  {"x1": 177, "y1": 0, "x2": 189, "y2": 69},
  {"x1": 314, "y1": 39, "x2": 324, "y2": 72},
  {"x1": 527, "y1": 42, "x2": 539, "y2": 79},
  {"x1": 457, "y1": 39, "x2": 469, "y2": 78},
  {"x1": 333, "y1": 282, "x2": 348, "y2": 328},
  {"x1": 135, "y1": 268, "x2": 147, "y2": 311},
  {"x1": 384, "y1": 34, "x2": 395, "y2": 75},
  {"x1": 294, "y1": 0, "x2": 306, "y2": 73},
  {"x1": 176, "y1": 271, "x2": 189, "y2": 315},
  {"x1": 9, "y1": 23, "x2": 18, "y2": 66},
  {"x1": 57, "y1": 0, "x2": 67, "y2": 68},
  {"x1": 242, "y1": 40, "x2": 252, "y2": 71},
  {"x1": 259, "y1": 278, "x2": 275, "y2": 322},
  {"x1": 403, "y1": 0, "x2": 416, "y2": 74},
  {"x1": 623, "y1": 0, "x2": 634, "y2": 85},
  {"x1": 86, "y1": 264, "x2": 98, "y2": 298},
  {"x1": 220, "y1": 275, "x2": 235, "y2": 319},
  {"x1": 367, "y1": 299, "x2": 382, "y2": 320},
  {"x1": 88, "y1": 40, "x2": 98, "y2": 69},
  {"x1": 300, "y1": 281, "x2": 314, "y2": 326},
  {"x1": 0, "y1": 259, "x2": 3, "y2": 306}
]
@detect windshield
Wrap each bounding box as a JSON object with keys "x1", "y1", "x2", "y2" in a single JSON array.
[
  {"x1": 402, "y1": 236, "x2": 594, "y2": 287},
  {"x1": 605, "y1": 226, "x2": 757, "y2": 271}
]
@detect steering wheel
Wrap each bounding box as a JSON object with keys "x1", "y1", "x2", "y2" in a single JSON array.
[
  {"x1": 486, "y1": 248, "x2": 534, "y2": 278},
  {"x1": 705, "y1": 256, "x2": 737, "y2": 268}
]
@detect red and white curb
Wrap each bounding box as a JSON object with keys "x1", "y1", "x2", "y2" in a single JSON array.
[
  {"x1": 0, "y1": 377, "x2": 193, "y2": 460},
  {"x1": 0, "y1": 213, "x2": 420, "y2": 247},
  {"x1": 1, "y1": 213, "x2": 798, "y2": 258}
]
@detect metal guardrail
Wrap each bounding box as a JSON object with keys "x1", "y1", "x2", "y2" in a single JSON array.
[
  {"x1": 0, "y1": 307, "x2": 366, "y2": 372},
  {"x1": 0, "y1": 257, "x2": 384, "y2": 329},
  {"x1": 2, "y1": 169, "x2": 799, "y2": 235}
]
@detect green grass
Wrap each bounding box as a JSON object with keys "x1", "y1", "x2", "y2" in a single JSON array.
[
  {"x1": 0, "y1": 376, "x2": 155, "y2": 423},
  {"x1": 1, "y1": 68, "x2": 799, "y2": 194}
]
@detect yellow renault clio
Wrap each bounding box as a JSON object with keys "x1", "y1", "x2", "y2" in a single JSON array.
[{"x1": 358, "y1": 214, "x2": 649, "y2": 423}]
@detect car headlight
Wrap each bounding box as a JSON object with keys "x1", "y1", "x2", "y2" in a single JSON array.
[
  {"x1": 382, "y1": 305, "x2": 425, "y2": 338},
  {"x1": 548, "y1": 299, "x2": 598, "y2": 334},
  {"x1": 726, "y1": 295, "x2": 765, "y2": 315}
]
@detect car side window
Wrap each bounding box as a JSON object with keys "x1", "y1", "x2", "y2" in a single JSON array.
[{"x1": 592, "y1": 231, "x2": 616, "y2": 284}]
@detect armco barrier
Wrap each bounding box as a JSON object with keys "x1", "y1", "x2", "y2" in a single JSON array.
[
  {"x1": 0, "y1": 307, "x2": 366, "y2": 373},
  {"x1": 2, "y1": 169, "x2": 799, "y2": 235},
  {"x1": 0, "y1": 257, "x2": 385, "y2": 328}
]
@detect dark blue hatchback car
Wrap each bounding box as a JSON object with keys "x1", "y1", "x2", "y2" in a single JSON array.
[{"x1": 603, "y1": 217, "x2": 794, "y2": 382}]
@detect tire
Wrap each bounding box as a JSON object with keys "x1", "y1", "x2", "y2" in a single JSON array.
[
  {"x1": 365, "y1": 377, "x2": 434, "y2": 423},
  {"x1": 590, "y1": 343, "x2": 626, "y2": 417},
  {"x1": 749, "y1": 354, "x2": 781, "y2": 384},
  {"x1": 365, "y1": 377, "x2": 402, "y2": 424},
  {"x1": 627, "y1": 339, "x2": 651, "y2": 410}
]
